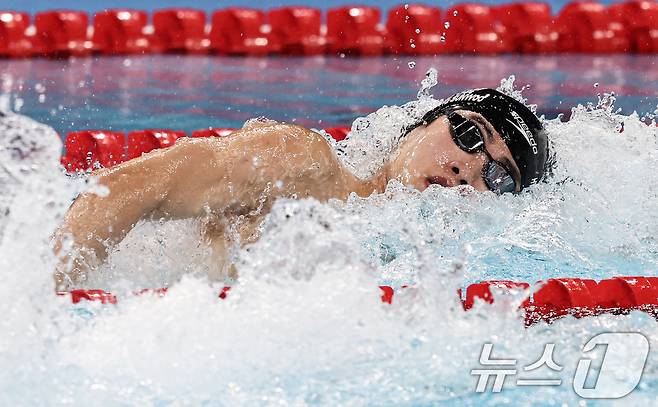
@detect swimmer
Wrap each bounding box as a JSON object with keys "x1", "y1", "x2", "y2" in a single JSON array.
[{"x1": 53, "y1": 88, "x2": 549, "y2": 290}]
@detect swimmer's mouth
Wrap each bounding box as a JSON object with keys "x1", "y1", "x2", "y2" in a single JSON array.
[{"x1": 425, "y1": 176, "x2": 452, "y2": 189}]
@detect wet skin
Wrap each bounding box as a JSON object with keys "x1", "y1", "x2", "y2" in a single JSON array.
[{"x1": 53, "y1": 112, "x2": 520, "y2": 290}]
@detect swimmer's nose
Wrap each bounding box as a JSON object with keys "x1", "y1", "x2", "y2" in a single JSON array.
[{"x1": 447, "y1": 158, "x2": 487, "y2": 189}]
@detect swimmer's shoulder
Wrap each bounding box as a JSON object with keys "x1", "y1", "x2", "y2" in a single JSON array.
[
  {"x1": 192, "y1": 119, "x2": 330, "y2": 150},
  {"x1": 171, "y1": 120, "x2": 335, "y2": 169},
  {"x1": 238, "y1": 118, "x2": 325, "y2": 143},
  {"x1": 254, "y1": 122, "x2": 336, "y2": 157}
]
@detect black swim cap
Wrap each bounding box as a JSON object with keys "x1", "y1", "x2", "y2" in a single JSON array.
[{"x1": 414, "y1": 88, "x2": 549, "y2": 190}]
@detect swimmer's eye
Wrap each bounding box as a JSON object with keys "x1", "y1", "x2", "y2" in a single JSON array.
[{"x1": 471, "y1": 118, "x2": 516, "y2": 193}]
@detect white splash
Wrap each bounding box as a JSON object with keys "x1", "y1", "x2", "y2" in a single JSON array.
[{"x1": 1, "y1": 76, "x2": 658, "y2": 405}]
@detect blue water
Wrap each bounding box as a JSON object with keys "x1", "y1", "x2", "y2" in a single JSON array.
[{"x1": 1, "y1": 55, "x2": 656, "y2": 140}]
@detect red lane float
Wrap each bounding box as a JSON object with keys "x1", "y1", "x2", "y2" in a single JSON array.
[
  {"x1": 59, "y1": 277, "x2": 658, "y2": 326},
  {"x1": 3, "y1": 2, "x2": 658, "y2": 57},
  {"x1": 524, "y1": 278, "x2": 600, "y2": 322},
  {"x1": 59, "y1": 286, "x2": 231, "y2": 304},
  {"x1": 326, "y1": 6, "x2": 385, "y2": 56},
  {"x1": 495, "y1": 3, "x2": 559, "y2": 53},
  {"x1": 323, "y1": 126, "x2": 350, "y2": 142},
  {"x1": 444, "y1": 4, "x2": 510, "y2": 54},
  {"x1": 460, "y1": 280, "x2": 530, "y2": 309},
  {"x1": 126, "y1": 129, "x2": 186, "y2": 160},
  {"x1": 210, "y1": 8, "x2": 272, "y2": 55},
  {"x1": 460, "y1": 277, "x2": 658, "y2": 326},
  {"x1": 61, "y1": 289, "x2": 118, "y2": 304},
  {"x1": 556, "y1": 1, "x2": 630, "y2": 53},
  {"x1": 60, "y1": 131, "x2": 125, "y2": 172},
  {"x1": 92, "y1": 9, "x2": 150, "y2": 55},
  {"x1": 386, "y1": 4, "x2": 443, "y2": 55},
  {"x1": 268, "y1": 7, "x2": 325, "y2": 55},
  {"x1": 609, "y1": 0, "x2": 658, "y2": 53},
  {"x1": 0, "y1": 11, "x2": 33, "y2": 58},
  {"x1": 34, "y1": 10, "x2": 91, "y2": 57},
  {"x1": 153, "y1": 9, "x2": 210, "y2": 54},
  {"x1": 380, "y1": 286, "x2": 395, "y2": 304}
]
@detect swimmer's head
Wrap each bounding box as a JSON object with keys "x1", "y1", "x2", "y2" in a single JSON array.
[{"x1": 386, "y1": 88, "x2": 549, "y2": 194}]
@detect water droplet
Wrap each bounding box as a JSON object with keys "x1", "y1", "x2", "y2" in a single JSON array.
[
  {"x1": 417, "y1": 68, "x2": 438, "y2": 99},
  {"x1": 13, "y1": 98, "x2": 23, "y2": 112},
  {"x1": 453, "y1": 10, "x2": 459, "y2": 16},
  {"x1": 444, "y1": 22, "x2": 450, "y2": 29},
  {"x1": 415, "y1": 28, "x2": 421, "y2": 34},
  {"x1": 404, "y1": 3, "x2": 409, "y2": 9},
  {"x1": 410, "y1": 43, "x2": 416, "y2": 49},
  {"x1": 593, "y1": 82, "x2": 599, "y2": 88},
  {"x1": 408, "y1": 61, "x2": 416, "y2": 69},
  {"x1": 440, "y1": 34, "x2": 446, "y2": 43}
]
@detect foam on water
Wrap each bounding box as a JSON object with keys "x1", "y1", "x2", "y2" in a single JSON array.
[{"x1": 1, "y1": 73, "x2": 658, "y2": 405}]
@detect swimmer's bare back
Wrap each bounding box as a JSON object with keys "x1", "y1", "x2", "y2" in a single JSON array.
[{"x1": 52, "y1": 120, "x2": 383, "y2": 291}]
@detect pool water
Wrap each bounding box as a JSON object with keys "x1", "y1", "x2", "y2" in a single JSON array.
[
  {"x1": 0, "y1": 56, "x2": 658, "y2": 406},
  {"x1": 0, "y1": 54, "x2": 656, "y2": 137}
]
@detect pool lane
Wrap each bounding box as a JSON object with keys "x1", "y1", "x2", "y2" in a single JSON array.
[{"x1": 0, "y1": 54, "x2": 655, "y2": 139}]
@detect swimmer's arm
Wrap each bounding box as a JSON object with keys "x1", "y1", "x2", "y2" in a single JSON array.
[{"x1": 54, "y1": 124, "x2": 363, "y2": 288}]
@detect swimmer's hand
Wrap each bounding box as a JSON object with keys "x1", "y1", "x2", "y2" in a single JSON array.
[{"x1": 53, "y1": 123, "x2": 368, "y2": 291}]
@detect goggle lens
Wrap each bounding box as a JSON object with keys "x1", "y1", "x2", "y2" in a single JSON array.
[
  {"x1": 485, "y1": 161, "x2": 516, "y2": 194},
  {"x1": 448, "y1": 113, "x2": 484, "y2": 152}
]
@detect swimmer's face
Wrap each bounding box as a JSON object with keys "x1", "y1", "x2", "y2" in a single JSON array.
[{"x1": 388, "y1": 110, "x2": 522, "y2": 193}]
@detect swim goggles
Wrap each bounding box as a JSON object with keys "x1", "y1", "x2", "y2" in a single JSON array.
[{"x1": 446, "y1": 111, "x2": 517, "y2": 194}]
